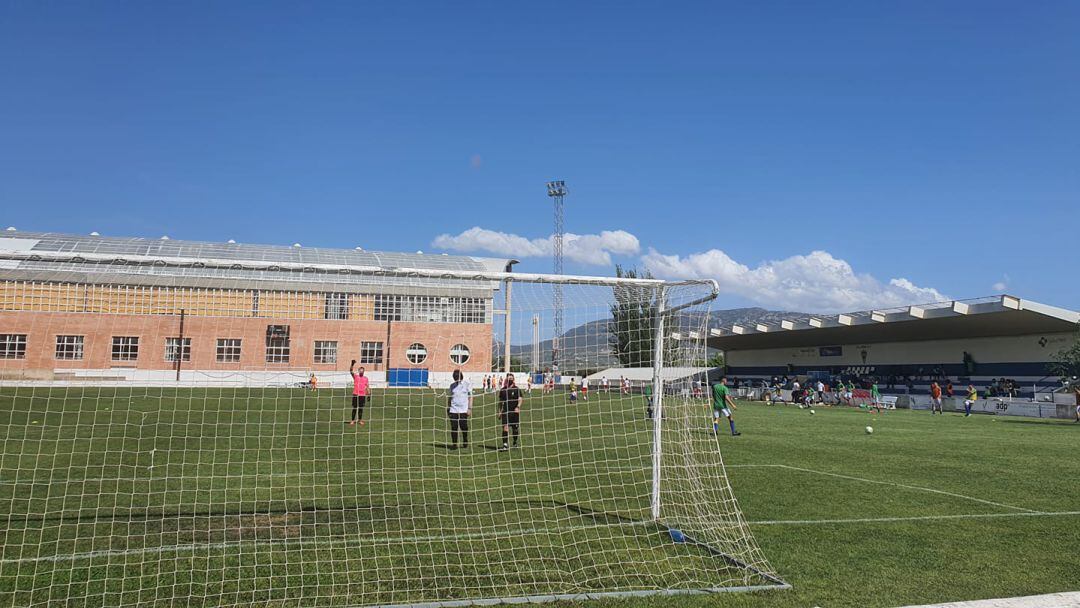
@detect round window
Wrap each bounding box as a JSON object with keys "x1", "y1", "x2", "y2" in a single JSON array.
[
  {"x1": 449, "y1": 343, "x2": 471, "y2": 365},
  {"x1": 406, "y1": 343, "x2": 427, "y2": 364}
]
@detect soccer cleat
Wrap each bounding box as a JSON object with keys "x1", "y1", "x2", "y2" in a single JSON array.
[
  {"x1": 359, "y1": 420, "x2": 366, "y2": 426},
  {"x1": 448, "y1": 445, "x2": 458, "y2": 451},
  {"x1": 731, "y1": 432, "x2": 741, "y2": 436},
  {"x1": 348, "y1": 421, "x2": 356, "y2": 426},
  {"x1": 500, "y1": 443, "x2": 509, "y2": 451}
]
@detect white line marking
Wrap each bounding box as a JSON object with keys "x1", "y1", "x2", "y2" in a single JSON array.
[
  {"x1": 897, "y1": 590, "x2": 1080, "y2": 608},
  {"x1": 771, "y1": 464, "x2": 1038, "y2": 513},
  {"x1": 751, "y1": 511, "x2": 1080, "y2": 526}
]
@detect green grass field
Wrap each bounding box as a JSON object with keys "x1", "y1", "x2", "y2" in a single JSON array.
[{"x1": 1, "y1": 387, "x2": 1078, "y2": 608}]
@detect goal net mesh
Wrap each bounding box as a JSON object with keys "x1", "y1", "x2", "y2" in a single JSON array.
[{"x1": 0, "y1": 268, "x2": 784, "y2": 607}]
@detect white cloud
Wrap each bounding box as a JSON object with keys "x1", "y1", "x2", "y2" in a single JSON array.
[
  {"x1": 641, "y1": 248, "x2": 949, "y2": 313},
  {"x1": 992, "y1": 282, "x2": 1007, "y2": 292},
  {"x1": 432, "y1": 227, "x2": 640, "y2": 266},
  {"x1": 431, "y1": 226, "x2": 947, "y2": 313}
]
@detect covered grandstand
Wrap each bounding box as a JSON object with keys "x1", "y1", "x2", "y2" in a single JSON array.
[{"x1": 708, "y1": 295, "x2": 1079, "y2": 400}]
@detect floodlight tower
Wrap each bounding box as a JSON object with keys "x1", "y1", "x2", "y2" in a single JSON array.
[{"x1": 546, "y1": 180, "x2": 567, "y2": 373}]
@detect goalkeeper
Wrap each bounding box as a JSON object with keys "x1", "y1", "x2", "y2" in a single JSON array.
[
  {"x1": 497, "y1": 374, "x2": 523, "y2": 450},
  {"x1": 711, "y1": 377, "x2": 740, "y2": 436}
]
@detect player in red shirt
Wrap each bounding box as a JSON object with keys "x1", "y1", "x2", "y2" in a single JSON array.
[{"x1": 348, "y1": 360, "x2": 370, "y2": 426}]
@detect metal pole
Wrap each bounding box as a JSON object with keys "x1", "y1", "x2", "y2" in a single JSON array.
[
  {"x1": 532, "y1": 315, "x2": 540, "y2": 377},
  {"x1": 503, "y1": 260, "x2": 518, "y2": 374},
  {"x1": 650, "y1": 286, "x2": 668, "y2": 521},
  {"x1": 175, "y1": 308, "x2": 185, "y2": 382},
  {"x1": 504, "y1": 279, "x2": 512, "y2": 373}
]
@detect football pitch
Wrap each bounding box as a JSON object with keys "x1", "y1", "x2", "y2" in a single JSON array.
[{"x1": 1, "y1": 387, "x2": 1078, "y2": 608}]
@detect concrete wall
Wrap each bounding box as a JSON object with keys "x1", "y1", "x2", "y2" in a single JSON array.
[{"x1": 726, "y1": 332, "x2": 1072, "y2": 376}]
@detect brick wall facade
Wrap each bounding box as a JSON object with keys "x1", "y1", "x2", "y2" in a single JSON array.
[{"x1": 0, "y1": 310, "x2": 492, "y2": 373}]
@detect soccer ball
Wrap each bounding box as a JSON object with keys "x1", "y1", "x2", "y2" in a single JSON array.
[
  {"x1": 809, "y1": 409, "x2": 816, "y2": 415},
  {"x1": 865, "y1": 426, "x2": 873, "y2": 434},
  {"x1": 798, "y1": 405, "x2": 804, "y2": 409}
]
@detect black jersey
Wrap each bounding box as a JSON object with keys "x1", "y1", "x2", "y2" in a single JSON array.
[{"x1": 497, "y1": 387, "x2": 522, "y2": 412}]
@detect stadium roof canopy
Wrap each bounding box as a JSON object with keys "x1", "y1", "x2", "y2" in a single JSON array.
[
  {"x1": 0, "y1": 230, "x2": 513, "y2": 295},
  {"x1": 706, "y1": 296, "x2": 1080, "y2": 352}
]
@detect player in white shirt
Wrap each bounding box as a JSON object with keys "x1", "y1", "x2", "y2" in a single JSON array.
[{"x1": 446, "y1": 369, "x2": 472, "y2": 450}]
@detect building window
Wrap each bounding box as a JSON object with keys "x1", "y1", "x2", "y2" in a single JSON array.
[
  {"x1": 314, "y1": 340, "x2": 338, "y2": 364},
  {"x1": 55, "y1": 335, "x2": 85, "y2": 360},
  {"x1": 165, "y1": 337, "x2": 192, "y2": 362},
  {"x1": 111, "y1": 336, "x2": 139, "y2": 361},
  {"x1": 216, "y1": 338, "x2": 242, "y2": 363},
  {"x1": 324, "y1": 293, "x2": 349, "y2": 320},
  {"x1": 0, "y1": 334, "x2": 28, "y2": 359},
  {"x1": 360, "y1": 341, "x2": 383, "y2": 365},
  {"x1": 449, "y1": 343, "x2": 471, "y2": 365},
  {"x1": 374, "y1": 294, "x2": 402, "y2": 321},
  {"x1": 265, "y1": 325, "x2": 290, "y2": 363},
  {"x1": 406, "y1": 342, "x2": 427, "y2": 365}
]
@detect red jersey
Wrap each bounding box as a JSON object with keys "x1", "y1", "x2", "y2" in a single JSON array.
[{"x1": 352, "y1": 373, "x2": 369, "y2": 396}]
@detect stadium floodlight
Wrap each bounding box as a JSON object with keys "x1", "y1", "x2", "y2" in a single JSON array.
[
  {"x1": 545, "y1": 180, "x2": 567, "y2": 196},
  {"x1": 546, "y1": 180, "x2": 568, "y2": 372}
]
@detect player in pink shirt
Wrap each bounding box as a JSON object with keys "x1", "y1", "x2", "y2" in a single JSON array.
[{"x1": 348, "y1": 360, "x2": 370, "y2": 426}]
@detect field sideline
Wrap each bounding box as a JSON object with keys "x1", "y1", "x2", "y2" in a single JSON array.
[{"x1": 1, "y1": 387, "x2": 1078, "y2": 608}]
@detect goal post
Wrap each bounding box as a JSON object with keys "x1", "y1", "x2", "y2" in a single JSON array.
[{"x1": 0, "y1": 259, "x2": 788, "y2": 607}]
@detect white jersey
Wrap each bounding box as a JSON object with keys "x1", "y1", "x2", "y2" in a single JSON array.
[{"x1": 449, "y1": 381, "x2": 472, "y2": 414}]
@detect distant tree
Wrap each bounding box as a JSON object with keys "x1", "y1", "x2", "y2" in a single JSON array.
[
  {"x1": 706, "y1": 352, "x2": 725, "y2": 369},
  {"x1": 608, "y1": 266, "x2": 677, "y2": 368},
  {"x1": 1049, "y1": 323, "x2": 1080, "y2": 383}
]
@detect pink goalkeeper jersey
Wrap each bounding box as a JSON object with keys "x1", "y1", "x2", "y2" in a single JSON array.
[{"x1": 352, "y1": 373, "x2": 369, "y2": 396}]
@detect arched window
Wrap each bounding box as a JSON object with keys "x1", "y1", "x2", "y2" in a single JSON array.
[
  {"x1": 406, "y1": 342, "x2": 428, "y2": 364},
  {"x1": 449, "y1": 343, "x2": 471, "y2": 365}
]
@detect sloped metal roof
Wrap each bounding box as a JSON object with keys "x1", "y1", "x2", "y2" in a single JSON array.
[
  {"x1": 707, "y1": 295, "x2": 1080, "y2": 351},
  {"x1": 0, "y1": 231, "x2": 511, "y2": 295}
]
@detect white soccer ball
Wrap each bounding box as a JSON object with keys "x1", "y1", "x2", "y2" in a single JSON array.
[
  {"x1": 865, "y1": 426, "x2": 873, "y2": 434},
  {"x1": 798, "y1": 404, "x2": 804, "y2": 409},
  {"x1": 809, "y1": 409, "x2": 816, "y2": 415}
]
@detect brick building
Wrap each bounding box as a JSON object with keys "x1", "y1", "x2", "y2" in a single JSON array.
[{"x1": 0, "y1": 230, "x2": 509, "y2": 386}]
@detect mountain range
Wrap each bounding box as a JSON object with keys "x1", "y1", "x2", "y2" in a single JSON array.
[{"x1": 498, "y1": 307, "x2": 806, "y2": 372}]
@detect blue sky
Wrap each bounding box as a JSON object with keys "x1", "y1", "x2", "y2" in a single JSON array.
[{"x1": 1, "y1": 2, "x2": 1077, "y2": 313}]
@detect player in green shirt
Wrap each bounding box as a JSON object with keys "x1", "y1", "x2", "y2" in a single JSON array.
[
  {"x1": 869, "y1": 382, "x2": 881, "y2": 412},
  {"x1": 711, "y1": 377, "x2": 740, "y2": 436}
]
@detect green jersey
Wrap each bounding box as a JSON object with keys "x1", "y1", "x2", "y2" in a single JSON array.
[
  {"x1": 712, "y1": 383, "x2": 729, "y2": 410},
  {"x1": 871, "y1": 384, "x2": 880, "y2": 398}
]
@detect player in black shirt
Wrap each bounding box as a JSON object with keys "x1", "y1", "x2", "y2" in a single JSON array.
[{"x1": 497, "y1": 374, "x2": 524, "y2": 450}]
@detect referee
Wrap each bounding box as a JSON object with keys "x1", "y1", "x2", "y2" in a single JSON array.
[
  {"x1": 497, "y1": 373, "x2": 523, "y2": 450},
  {"x1": 447, "y1": 369, "x2": 472, "y2": 450}
]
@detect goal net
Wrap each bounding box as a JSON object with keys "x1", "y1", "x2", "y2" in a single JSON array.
[{"x1": 0, "y1": 260, "x2": 785, "y2": 607}]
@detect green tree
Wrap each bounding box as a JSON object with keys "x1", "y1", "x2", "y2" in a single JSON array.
[
  {"x1": 608, "y1": 265, "x2": 677, "y2": 368},
  {"x1": 706, "y1": 351, "x2": 725, "y2": 369},
  {"x1": 1049, "y1": 323, "x2": 1080, "y2": 382}
]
